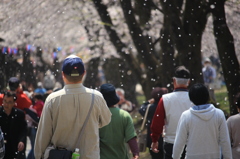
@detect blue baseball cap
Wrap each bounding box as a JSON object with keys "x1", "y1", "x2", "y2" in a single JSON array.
[{"x1": 62, "y1": 55, "x2": 85, "y2": 76}]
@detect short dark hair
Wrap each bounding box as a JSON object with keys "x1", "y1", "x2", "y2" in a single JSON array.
[
  {"x1": 34, "y1": 94, "x2": 43, "y2": 101},
  {"x1": 189, "y1": 83, "x2": 209, "y2": 105},
  {"x1": 234, "y1": 92, "x2": 240, "y2": 109},
  {"x1": 8, "y1": 77, "x2": 20, "y2": 91},
  {"x1": 3, "y1": 91, "x2": 17, "y2": 101}
]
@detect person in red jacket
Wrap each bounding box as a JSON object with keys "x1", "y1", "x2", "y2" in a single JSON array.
[
  {"x1": 151, "y1": 66, "x2": 192, "y2": 159},
  {"x1": 0, "y1": 77, "x2": 32, "y2": 111},
  {"x1": 0, "y1": 77, "x2": 32, "y2": 159},
  {"x1": 25, "y1": 94, "x2": 44, "y2": 159}
]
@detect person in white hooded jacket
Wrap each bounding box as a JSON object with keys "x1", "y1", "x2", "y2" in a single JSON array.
[{"x1": 172, "y1": 83, "x2": 232, "y2": 159}]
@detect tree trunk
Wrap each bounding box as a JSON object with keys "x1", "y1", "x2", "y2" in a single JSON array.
[
  {"x1": 52, "y1": 57, "x2": 61, "y2": 83},
  {"x1": 93, "y1": 0, "x2": 155, "y2": 99},
  {"x1": 159, "y1": 16, "x2": 175, "y2": 90},
  {"x1": 84, "y1": 57, "x2": 101, "y2": 89},
  {"x1": 181, "y1": 0, "x2": 208, "y2": 84},
  {"x1": 21, "y1": 47, "x2": 36, "y2": 88},
  {"x1": 211, "y1": 0, "x2": 240, "y2": 115},
  {"x1": 0, "y1": 48, "x2": 22, "y2": 91},
  {"x1": 0, "y1": 50, "x2": 6, "y2": 91},
  {"x1": 159, "y1": 0, "x2": 207, "y2": 85},
  {"x1": 120, "y1": 0, "x2": 160, "y2": 93},
  {"x1": 103, "y1": 58, "x2": 138, "y2": 106}
]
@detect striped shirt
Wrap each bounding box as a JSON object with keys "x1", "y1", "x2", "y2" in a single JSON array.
[{"x1": 0, "y1": 128, "x2": 5, "y2": 159}]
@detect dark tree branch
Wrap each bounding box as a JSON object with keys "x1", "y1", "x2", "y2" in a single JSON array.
[
  {"x1": 120, "y1": 0, "x2": 158, "y2": 71},
  {"x1": 150, "y1": 0, "x2": 163, "y2": 13},
  {"x1": 93, "y1": 0, "x2": 143, "y2": 81},
  {"x1": 211, "y1": 0, "x2": 240, "y2": 115}
]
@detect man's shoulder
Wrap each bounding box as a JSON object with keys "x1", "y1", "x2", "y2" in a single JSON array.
[
  {"x1": 12, "y1": 107, "x2": 25, "y2": 115},
  {"x1": 119, "y1": 108, "x2": 130, "y2": 114},
  {"x1": 162, "y1": 92, "x2": 173, "y2": 97},
  {"x1": 227, "y1": 114, "x2": 240, "y2": 122},
  {"x1": 46, "y1": 87, "x2": 104, "y2": 100},
  {"x1": 85, "y1": 87, "x2": 104, "y2": 99},
  {"x1": 182, "y1": 109, "x2": 191, "y2": 115},
  {"x1": 18, "y1": 91, "x2": 30, "y2": 98},
  {"x1": 214, "y1": 107, "x2": 224, "y2": 115},
  {"x1": 46, "y1": 89, "x2": 65, "y2": 100},
  {"x1": 118, "y1": 108, "x2": 132, "y2": 120},
  {"x1": 163, "y1": 91, "x2": 188, "y2": 98}
]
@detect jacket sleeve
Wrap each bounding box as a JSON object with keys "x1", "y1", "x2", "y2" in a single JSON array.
[
  {"x1": 18, "y1": 110, "x2": 27, "y2": 143},
  {"x1": 172, "y1": 112, "x2": 188, "y2": 159},
  {"x1": 219, "y1": 111, "x2": 232, "y2": 159},
  {"x1": 127, "y1": 137, "x2": 139, "y2": 158},
  {"x1": 226, "y1": 117, "x2": 233, "y2": 144},
  {"x1": 150, "y1": 98, "x2": 165, "y2": 143},
  {"x1": 98, "y1": 96, "x2": 112, "y2": 128},
  {"x1": 21, "y1": 93, "x2": 32, "y2": 108}
]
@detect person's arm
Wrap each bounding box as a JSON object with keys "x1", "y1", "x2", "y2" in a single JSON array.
[
  {"x1": 0, "y1": 94, "x2": 3, "y2": 106},
  {"x1": 125, "y1": 100, "x2": 134, "y2": 112},
  {"x1": 219, "y1": 111, "x2": 232, "y2": 159},
  {"x1": 34, "y1": 99, "x2": 53, "y2": 159},
  {"x1": 172, "y1": 113, "x2": 188, "y2": 159},
  {"x1": 24, "y1": 108, "x2": 39, "y2": 123},
  {"x1": 21, "y1": 93, "x2": 32, "y2": 108},
  {"x1": 98, "y1": 95, "x2": 112, "y2": 128},
  {"x1": 18, "y1": 110, "x2": 27, "y2": 144},
  {"x1": 124, "y1": 112, "x2": 139, "y2": 159},
  {"x1": 226, "y1": 118, "x2": 233, "y2": 145},
  {"x1": 33, "y1": 101, "x2": 44, "y2": 117},
  {"x1": 128, "y1": 137, "x2": 139, "y2": 159},
  {"x1": 150, "y1": 98, "x2": 165, "y2": 153},
  {"x1": 0, "y1": 129, "x2": 5, "y2": 159},
  {"x1": 150, "y1": 98, "x2": 165, "y2": 145}
]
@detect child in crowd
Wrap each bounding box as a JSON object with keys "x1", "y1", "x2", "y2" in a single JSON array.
[
  {"x1": 25, "y1": 94, "x2": 44, "y2": 159},
  {"x1": 173, "y1": 83, "x2": 232, "y2": 159}
]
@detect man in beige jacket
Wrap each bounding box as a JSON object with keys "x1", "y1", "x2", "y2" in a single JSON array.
[{"x1": 34, "y1": 55, "x2": 112, "y2": 159}]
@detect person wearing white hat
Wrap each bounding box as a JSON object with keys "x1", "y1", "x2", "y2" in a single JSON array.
[{"x1": 202, "y1": 57, "x2": 217, "y2": 103}]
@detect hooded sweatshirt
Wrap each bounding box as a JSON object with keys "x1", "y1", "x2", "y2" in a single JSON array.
[{"x1": 173, "y1": 104, "x2": 232, "y2": 159}]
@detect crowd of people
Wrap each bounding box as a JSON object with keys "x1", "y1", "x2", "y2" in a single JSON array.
[{"x1": 0, "y1": 54, "x2": 239, "y2": 159}]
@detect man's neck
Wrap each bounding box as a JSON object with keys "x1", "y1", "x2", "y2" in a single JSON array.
[
  {"x1": 65, "y1": 81, "x2": 82, "y2": 85},
  {"x1": 174, "y1": 85, "x2": 188, "y2": 89},
  {"x1": 4, "y1": 109, "x2": 12, "y2": 116}
]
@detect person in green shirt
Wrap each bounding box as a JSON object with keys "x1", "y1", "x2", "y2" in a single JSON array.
[{"x1": 100, "y1": 84, "x2": 139, "y2": 159}]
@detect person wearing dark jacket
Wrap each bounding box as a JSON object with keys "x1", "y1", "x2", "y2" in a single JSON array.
[
  {"x1": 139, "y1": 87, "x2": 168, "y2": 159},
  {"x1": 0, "y1": 92, "x2": 27, "y2": 159}
]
